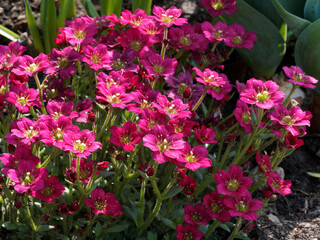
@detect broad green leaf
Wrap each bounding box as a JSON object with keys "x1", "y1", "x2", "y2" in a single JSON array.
[
  {"x1": 105, "y1": 222, "x2": 130, "y2": 233},
  {"x1": 37, "y1": 225, "x2": 55, "y2": 232},
  {"x1": 219, "y1": 223, "x2": 231, "y2": 232},
  {"x1": 304, "y1": 0, "x2": 320, "y2": 22},
  {"x1": 278, "y1": 0, "x2": 306, "y2": 18},
  {"x1": 81, "y1": 0, "x2": 99, "y2": 17},
  {"x1": 272, "y1": 0, "x2": 311, "y2": 37},
  {"x1": 162, "y1": 185, "x2": 183, "y2": 199},
  {"x1": 24, "y1": 0, "x2": 44, "y2": 52},
  {"x1": 2, "y1": 222, "x2": 17, "y2": 230},
  {"x1": 47, "y1": 0, "x2": 58, "y2": 50},
  {"x1": 157, "y1": 215, "x2": 176, "y2": 230},
  {"x1": 294, "y1": 19, "x2": 320, "y2": 81},
  {"x1": 244, "y1": 0, "x2": 283, "y2": 28},
  {"x1": 40, "y1": 0, "x2": 51, "y2": 53},
  {"x1": 307, "y1": 172, "x2": 320, "y2": 178},
  {"x1": 140, "y1": 0, "x2": 152, "y2": 15},
  {"x1": 223, "y1": 0, "x2": 285, "y2": 78},
  {"x1": 57, "y1": 0, "x2": 73, "y2": 28},
  {"x1": 0, "y1": 25, "x2": 19, "y2": 41},
  {"x1": 132, "y1": 0, "x2": 141, "y2": 12},
  {"x1": 100, "y1": 0, "x2": 123, "y2": 16},
  {"x1": 94, "y1": 221, "x2": 102, "y2": 237}
]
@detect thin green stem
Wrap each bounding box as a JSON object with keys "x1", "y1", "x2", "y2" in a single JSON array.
[
  {"x1": 160, "y1": 26, "x2": 168, "y2": 59},
  {"x1": 138, "y1": 179, "x2": 147, "y2": 227},
  {"x1": 204, "y1": 220, "x2": 220, "y2": 238},
  {"x1": 25, "y1": 193, "x2": 38, "y2": 239},
  {"x1": 192, "y1": 87, "x2": 208, "y2": 111},
  {"x1": 40, "y1": 148, "x2": 58, "y2": 168},
  {"x1": 81, "y1": 214, "x2": 99, "y2": 240},
  {"x1": 227, "y1": 217, "x2": 242, "y2": 240},
  {"x1": 96, "y1": 106, "x2": 113, "y2": 140},
  {"x1": 283, "y1": 85, "x2": 298, "y2": 106},
  {"x1": 33, "y1": 73, "x2": 47, "y2": 114}
]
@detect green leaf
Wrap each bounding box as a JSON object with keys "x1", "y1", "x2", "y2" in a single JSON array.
[
  {"x1": 157, "y1": 215, "x2": 176, "y2": 230},
  {"x1": 2, "y1": 222, "x2": 17, "y2": 230},
  {"x1": 24, "y1": 0, "x2": 44, "y2": 52},
  {"x1": 81, "y1": 0, "x2": 99, "y2": 17},
  {"x1": 272, "y1": 0, "x2": 311, "y2": 37},
  {"x1": 243, "y1": 0, "x2": 283, "y2": 28},
  {"x1": 304, "y1": 0, "x2": 320, "y2": 22},
  {"x1": 294, "y1": 19, "x2": 320, "y2": 81},
  {"x1": 37, "y1": 225, "x2": 55, "y2": 232},
  {"x1": 278, "y1": 0, "x2": 306, "y2": 18},
  {"x1": 0, "y1": 25, "x2": 19, "y2": 41},
  {"x1": 251, "y1": 109, "x2": 257, "y2": 126},
  {"x1": 105, "y1": 222, "x2": 130, "y2": 233},
  {"x1": 40, "y1": 0, "x2": 52, "y2": 53},
  {"x1": 100, "y1": 0, "x2": 123, "y2": 16},
  {"x1": 162, "y1": 185, "x2": 183, "y2": 200},
  {"x1": 147, "y1": 231, "x2": 158, "y2": 240},
  {"x1": 47, "y1": 0, "x2": 58, "y2": 50},
  {"x1": 307, "y1": 172, "x2": 320, "y2": 178},
  {"x1": 57, "y1": 0, "x2": 73, "y2": 28},
  {"x1": 201, "y1": 102, "x2": 208, "y2": 116},
  {"x1": 257, "y1": 133, "x2": 275, "y2": 139},
  {"x1": 94, "y1": 221, "x2": 102, "y2": 237},
  {"x1": 219, "y1": 223, "x2": 231, "y2": 232},
  {"x1": 140, "y1": 0, "x2": 152, "y2": 15},
  {"x1": 223, "y1": 0, "x2": 285, "y2": 78}
]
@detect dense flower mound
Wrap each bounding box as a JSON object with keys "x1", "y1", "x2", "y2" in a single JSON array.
[{"x1": 0, "y1": 1, "x2": 315, "y2": 239}]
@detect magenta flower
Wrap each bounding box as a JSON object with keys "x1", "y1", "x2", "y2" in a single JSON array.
[
  {"x1": 202, "y1": 21, "x2": 228, "y2": 42},
  {"x1": 283, "y1": 66, "x2": 318, "y2": 89},
  {"x1": 143, "y1": 125, "x2": 185, "y2": 163},
  {"x1": 176, "y1": 224, "x2": 204, "y2": 240},
  {"x1": 118, "y1": 28, "x2": 154, "y2": 54},
  {"x1": 269, "y1": 104, "x2": 311, "y2": 136},
  {"x1": 165, "y1": 72, "x2": 204, "y2": 104},
  {"x1": 63, "y1": 18, "x2": 97, "y2": 46},
  {"x1": 141, "y1": 53, "x2": 177, "y2": 76},
  {"x1": 31, "y1": 176, "x2": 65, "y2": 203},
  {"x1": 6, "y1": 160, "x2": 48, "y2": 193},
  {"x1": 267, "y1": 172, "x2": 292, "y2": 195},
  {"x1": 81, "y1": 44, "x2": 110, "y2": 70},
  {"x1": 8, "y1": 72, "x2": 29, "y2": 85},
  {"x1": 215, "y1": 165, "x2": 253, "y2": 197},
  {"x1": 5, "y1": 85, "x2": 41, "y2": 113},
  {"x1": 84, "y1": 188, "x2": 122, "y2": 216},
  {"x1": 13, "y1": 53, "x2": 50, "y2": 76},
  {"x1": 110, "y1": 121, "x2": 143, "y2": 152},
  {"x1": 0, "y1": 145, "x2": 40, "y2": 175},
  {"x1": 121, "y1": 9, "x2": 148, "y2": 27},
  {"x1": 184, "y1": 204, "x2": 211, "y2": 225},
  {"x1": 39, "y1": 116, "x2": 79, "y2": 149},
  {"x1": 45, "y1": 100, "x2": 78, "y2": 120},
  {"x1": 179, "y1": 175, "x2": 197, "y2": 195},
  {"x1": 203, "y1": 190, "x2": 231, "y2": 222},
  {"x1": 151, "y1": 94, "x2": 191, "y2": 119},
  {"x1": 193, "y1": 67, "x2": 227, "y2": 87},
  {"x1": 168, "y1": 117, "x2": 196, "y2": 137},
  {"x1": 152, "y1": 6, "x2": 187, "y2": 28},
  {"x1": 45, "y1": 47, "x2": 81, "y2": 79},
  {"x1": 207, "y1": 79, "x2": 232, "y2": 101},
  {"x1": 200, "y1": 0, "x2": 237, "y2": 17},
  {"x1": 223, "y1": 191, "x2": 263, "y2": 221},
  {"x1": 194, "y1": 125, "x2": 218, "y2": 144},
  {"x1": 104, "y1": 49, "x2": 137, "y2": 72},
  {"x1": 225, "y1": 23, "x2": 257, "y2": 50},
  {"x1": 240, "y1": 79, "x2": 285, "y2": 109},
  {"x1": 0, "y1": 41, "x2": 26, "y2": 57},
  {"x1": 233, "y1": 100, "x2": 253, "y2": 134},
  {"x1": 137, "y1": 109, "x2": 168, "y2": 133},
  {"x1": 5, "y1": 117, "x2": 40, "y2": 146},
  {"x1": 63, "y1": 130, "x2": 102, "y2": 158},
  {"x1": 96, "y1": 85, "x2": 134, "y2": 109},
  {"x1": 177, "y1": 143, "x2": 211, "y2": 171},
  {"x1": 96, "y1": 71, "x2": 129, "y2": 90},
  {"x1": 127, "y1": 90, "x2": 159, "y2": 115},
  {"x1": 285, "y1": 133, "x2": 304, "y2": 149},
  {"x1": 71, "y1": 158, "x2": 95, "y2": 183},
  {"x1": 255, "y1": 152, "x2": 272, "y2": 176},
  {"x1": 169, "y1": 23, "x2": 208, "y2": 51},
  {"x1": 75, "y1": 98, "x2": 93, "y2": 123}
]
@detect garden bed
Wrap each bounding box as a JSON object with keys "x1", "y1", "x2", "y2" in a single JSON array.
[{"x1": 0, "y1": 0, "x2": 320, "y2": 239}]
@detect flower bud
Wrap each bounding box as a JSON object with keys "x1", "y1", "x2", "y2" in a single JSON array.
[{"x1": 87, "y1": 111, "x2": 96, "y2": 123}]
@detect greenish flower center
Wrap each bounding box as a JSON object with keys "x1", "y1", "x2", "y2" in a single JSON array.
[
  {"x1": 54, "y1": 128, "x2": 63, "y2": 141},
  {"x1": 236, "y1": 201, "x2": 248, "y2": 212},
  {"x1": 212, "y1": 1, "x2": 224, "y2": 10},
  {"x1": 227, "y1": 179, "x2": 240, "y2": 191},
  {"x1": 210, "y1": 202, "x2": 222, "y2": 213},
  {"x1": 18, "y1": 96, "x2": 27, "y2": 106},
  {"x1": 24, "y1": 126, "x2": 38, "y2": 139},
  {"x1": 28, "y1": 63, "x2": 37, "y2": 73},
  {"x1": 180, "y1": 36, "x2": 191, "y2": 46},
  {"x1": 241, "y1": 112, "x2": 251, "y2": 123},
  {"x1": 161, "y1": 14, "x2": 173, "y2": 23},
  {"x1": 113, "y1": 59, "x2": 126, "y2": 70},
  {"x1": 130, "y1": 41, "x2": 141, "y2": 50},
  {"x1": 256, "y1": 91, "x2": 269, "y2": 103},
  {"x1": 158, "y1": 139, "x2": 169, "y2": 152},
  {"x1": 41, "y1": 186, "x2": 54, "y2": 197},
  {"x1": 74, "y1": 140, "x2": 87, "y2": 153},
  {"x1": 282, "y1": 115, "x2": 293, "y2": 126},
  {"x1": 153, "y1": 64, "x2": 164, "y2": 73}
]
